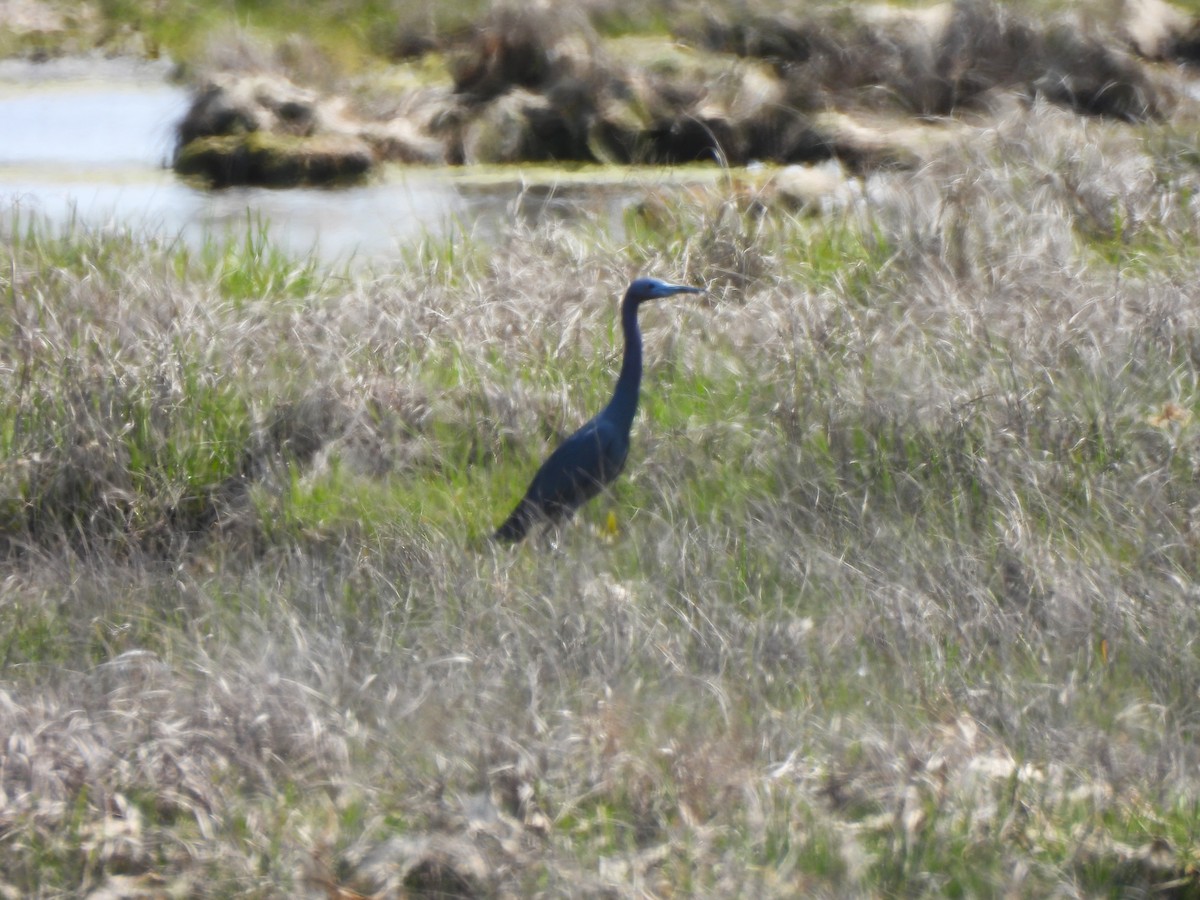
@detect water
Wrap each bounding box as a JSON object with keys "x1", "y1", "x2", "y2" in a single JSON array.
[
  {"x1": 0, "y1": 56, "x2": 674, "y2": 267},
  {"x1": 0, "y1": 57, "x2": 480, "y2": 264}
]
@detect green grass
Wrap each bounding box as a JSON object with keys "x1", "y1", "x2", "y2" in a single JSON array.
[
  {"x1": 79, "y1": 0, "x2": 489, "y2": 69},
  {"x1": 0, "y1": 0, "x2": 689, "y2": 67}
]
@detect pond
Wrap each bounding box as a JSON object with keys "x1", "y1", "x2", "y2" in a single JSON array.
[{"x1": 0, "y1": 56, "x2": 713, "y2": 267}]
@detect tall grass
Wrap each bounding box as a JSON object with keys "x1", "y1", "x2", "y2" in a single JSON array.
[{"x1": 4, "y1": 101, "x2": 1200, "y2": 895}]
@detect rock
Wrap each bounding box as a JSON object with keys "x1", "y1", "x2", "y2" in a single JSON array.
[
  {"x1": 806, "y1": 110, "x2": 964, "y2": 170},
  {"x1": 450, "y1": 2, "x2": 604, "y2": 101},
  {"x1": 693, "y1": 1, "x2": 1166, "y2": 122},
  {"x1": 449, "y1": 3, "x2": 618, "y2": 163},
  {"x1": 462, "y1": 87, "x2": 591, "y2": 163},
  {"x1": 358, "y1": 118, "x2": 447, "y2": 164},
  {"x1": 766, "y1": 160, "x2": 861, "y2": 213},
  {"x1": 174, "y1": 71, "x2": 462, "y2": 183},
  {"x1": 176, "y1": 79, "x2": 263, "y2": 147},
  {"x1": 176, "y1": 73, "x2": 323, "y2": 146},
  {"x1": 174, "y1": 131, "x2": 373, "y2": 188},
  {"x1": 720, "y1": 63, "x2": 833, "y2": 163},
  {"x1": 169, "y1": 1, "x2": 1182, "y2": 180},
  {"x1": 692, "y1": 10, "x2": 829, "y2": 64},
  {"x1": 1123, "y1": 0, "x2": 1196, "y2": 59},
  {"x1": 0, "y1": 0, "x2": 64, "y2": 33},
  {"x1": 1034, "y1": 24, "x2": 1162, "y2": 122},
  {"x1": 727, "y1": 62, "x2": 787, "y2": 122},
  {"x1": 741, "y1": 107, "x2": 835, "y2": 164},
  {"x1": 643, "y1": 112, "x2": 742, "y2": 165}
]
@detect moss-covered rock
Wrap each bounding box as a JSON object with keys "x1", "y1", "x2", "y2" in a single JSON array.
[
  {"x1": 175, "y1": 70, "x2": 448, "y2": 180},
  {"x1": 174, "y1": 131, "x2": 373, "y2": 188}
]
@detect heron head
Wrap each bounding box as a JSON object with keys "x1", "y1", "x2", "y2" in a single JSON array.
[{"x1": 626, "y1": 277, "x2": 705, "y2": 305}]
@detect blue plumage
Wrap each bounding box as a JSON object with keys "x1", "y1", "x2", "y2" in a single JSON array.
[{"x1": 493, "y1": 277, "x2": 704, "y2": 543}]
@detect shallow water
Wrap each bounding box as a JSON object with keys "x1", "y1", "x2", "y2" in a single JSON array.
[{"x1": 0, "y1": 56, "x2": 689, "y2": 267}]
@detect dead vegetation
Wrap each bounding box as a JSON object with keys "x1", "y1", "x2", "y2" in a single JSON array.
[{"x1": 7, "y1": 93, "x2": 1200, "y2": 894}]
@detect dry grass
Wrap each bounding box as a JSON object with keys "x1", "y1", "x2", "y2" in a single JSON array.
[
  {"x1": 693, "y1": 0, "x2": 1166, "y2": 122},
  {"x1": 5, "y1": 100, "x2": 1200, "y2": 896}
]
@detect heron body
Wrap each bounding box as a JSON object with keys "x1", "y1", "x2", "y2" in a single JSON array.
[{"x1": 493, "y1": 277, "x2": 704, "y2": 543}]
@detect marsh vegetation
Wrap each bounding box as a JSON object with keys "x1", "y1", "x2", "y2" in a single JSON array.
[
  {"x1": 5, "y1": 0, "x2": 1200, "y2": 897},
  {"x1": 5, "y1": 96, "x2": 1200, "y2": 895}
]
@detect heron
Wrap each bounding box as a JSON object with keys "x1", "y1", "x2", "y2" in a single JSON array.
[{"x1": 493, "y1": 276, "x2": 704, "y2": 543}]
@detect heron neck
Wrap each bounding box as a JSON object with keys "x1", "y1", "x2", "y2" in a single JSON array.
[{"x1": 604, "y1": 296, "x2": 643, "y2": 431}]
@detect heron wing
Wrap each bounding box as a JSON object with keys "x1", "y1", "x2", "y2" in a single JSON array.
[{"x1": 525, "y1": 416, "x2": 629, "y2": 514}]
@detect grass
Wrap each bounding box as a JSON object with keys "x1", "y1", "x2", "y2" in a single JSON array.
[
  {"x1": 4, "y1": 0, "x2": 1155, "y2": 74},
  {"x1": 0, "y1": 0, "x2": 713, "y2": 68},
  {"x1": 6, "y1": 99, "x2": 1200, "y2": 895}
]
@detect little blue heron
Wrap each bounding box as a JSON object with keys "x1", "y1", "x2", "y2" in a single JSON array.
[{"x1": 493, "y1": 276, "x2": 704, "y2": 543}]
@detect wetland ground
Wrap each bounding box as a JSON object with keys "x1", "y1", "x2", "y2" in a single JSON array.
[{"x1": 4, "y1": 1, "x2": 1200, "y2": 897}]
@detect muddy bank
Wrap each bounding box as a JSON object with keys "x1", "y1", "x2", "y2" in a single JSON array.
[{"x1": 171, "y1": 0, "x2": 1200, "y2": 188}]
